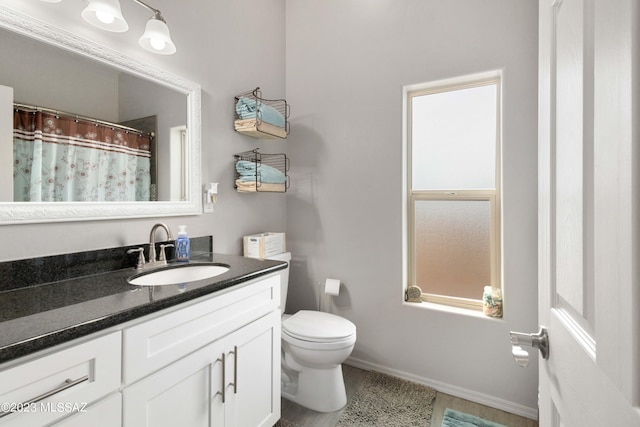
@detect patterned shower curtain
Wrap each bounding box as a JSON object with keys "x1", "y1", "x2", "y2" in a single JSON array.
[{"x1": 13, "y1": 108, "x2": 152, "y2": 202}]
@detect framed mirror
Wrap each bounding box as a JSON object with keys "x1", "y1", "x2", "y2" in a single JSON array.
[{"x1": 0, "y1": 5, "x2": 202, "y2": 224}]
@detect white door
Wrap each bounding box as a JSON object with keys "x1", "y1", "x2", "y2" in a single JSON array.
[{"x1": 538, "y1": 0, "x2": 640, "y2": 425}]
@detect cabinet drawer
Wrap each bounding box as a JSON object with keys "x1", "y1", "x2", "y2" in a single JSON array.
[
  {"x1": 52, "y1": 392, "x2": 121, "y2": 427},
  {"x1": 123, "y1": 274, "x2": 279, "y2": 384},
  {"x1": 0, "y1": 332, "x2": 121, "y2": 427}
]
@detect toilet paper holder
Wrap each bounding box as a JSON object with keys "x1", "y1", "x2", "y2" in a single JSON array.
[
  {"x1": 324, "y1": 278, "x2": 341, "y2": 296},
  {"x1": 509, "y1": 327, "x2": 549, "y2": 367},
  {"x1": 317, "y1": 278, "x2": 341, "y2": 312}
]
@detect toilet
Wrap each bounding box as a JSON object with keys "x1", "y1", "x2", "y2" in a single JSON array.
[{"x1": 268, "y1": 252, "x2": 356, "y2": 413}]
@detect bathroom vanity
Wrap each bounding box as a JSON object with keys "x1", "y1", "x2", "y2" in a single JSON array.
[{"x1": 0, "y1": 241, "x2": 284, "y2": 427}]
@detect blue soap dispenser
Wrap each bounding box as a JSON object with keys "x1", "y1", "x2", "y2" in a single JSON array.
[{"x1": 175, "y1": 225, "x2": 190, "y2": 262}]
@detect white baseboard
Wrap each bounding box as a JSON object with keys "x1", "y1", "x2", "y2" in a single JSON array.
[{"x1": 346, "y1": 357, "x2": 538, "y2": 421}]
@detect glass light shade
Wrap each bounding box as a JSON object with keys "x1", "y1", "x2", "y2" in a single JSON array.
[
  {"x1": 81, "y1": 0, "x2": 129, "y2": 32},
  {"x1": 139, "y1": 18, "x2": 176, "y2": 55}
]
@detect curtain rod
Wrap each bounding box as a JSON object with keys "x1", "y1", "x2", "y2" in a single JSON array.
[{"x1": 13, "y1": 102, "x2": 155, "y2": 137}]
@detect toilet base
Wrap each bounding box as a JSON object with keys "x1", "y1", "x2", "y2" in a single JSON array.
[{"x1": 281, "y1": 364, "x2": 347, "y2": 413}]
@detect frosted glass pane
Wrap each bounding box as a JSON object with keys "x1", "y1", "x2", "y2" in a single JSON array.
[
  {"x1": 412, "y1": 84, "x2": 497, "y2": 189},
  {"x1": 414, "y1": 200, "x2": 491, "y2": 300}
]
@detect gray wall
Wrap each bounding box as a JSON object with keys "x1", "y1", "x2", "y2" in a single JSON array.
[
  {"x1": 285, "y1": 0, "x2": 539, "y2": 416},
  {"x1": 1, "y1": 0, "x2": 539, "y2": 418},
  {"x1": 0, "y1": 28, "x2": 120, "y2": 121}
]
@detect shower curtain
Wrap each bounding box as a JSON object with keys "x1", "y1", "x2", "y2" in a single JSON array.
[{"x1": 13, "y1": 108, "x2": 152, "y2": 202}]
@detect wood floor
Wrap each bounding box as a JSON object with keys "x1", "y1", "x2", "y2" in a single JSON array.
[{"x1": 279, "y1": 364, "x2": 538, "y2": 427}]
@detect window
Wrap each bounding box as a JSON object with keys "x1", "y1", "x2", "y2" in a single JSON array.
[{"x1": 406, "y1": 74, "x2": 501, "y2": 310}]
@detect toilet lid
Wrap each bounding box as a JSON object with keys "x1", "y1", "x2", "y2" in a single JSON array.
[{"x1": 282, "y1": 310, "x2": 356, "y2": 342}]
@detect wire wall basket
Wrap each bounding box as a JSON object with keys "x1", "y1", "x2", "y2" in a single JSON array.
[
  {"x1": 234, "y1": 87, "x2": 289, "y2": 139},
  {"x1": 234, "y1": 149, "x2": 289, "y2": 193}
]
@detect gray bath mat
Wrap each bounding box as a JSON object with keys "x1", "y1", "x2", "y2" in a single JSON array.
[
  {"x1": 336, "y1": 371, "x2": 437, "y2": 426},
  {"x1": 274, "y1": 418, "x2": 302, "y2": 427}
]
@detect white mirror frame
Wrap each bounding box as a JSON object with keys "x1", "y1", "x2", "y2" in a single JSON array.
[{"x1": 0, "y1": 6, "x2": 202, "y2": 224}]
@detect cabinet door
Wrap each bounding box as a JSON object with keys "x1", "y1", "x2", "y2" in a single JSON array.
[
  {"x1": 123, "y1": 340, "x2": 226, "y2": 427},
  {"x1": 225, "y1": 310, "x2": 280, "y2": 427}
]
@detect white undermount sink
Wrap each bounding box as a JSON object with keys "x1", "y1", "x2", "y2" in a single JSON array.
[{"x1": 128, "y1": 264, "x2": 230, "y2": 286}]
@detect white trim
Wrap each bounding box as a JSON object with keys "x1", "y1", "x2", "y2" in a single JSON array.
[
  {"x1": 404, "y1": 74, "x2": 502, "y2": 308},
  {"x1": 346, "y1": 357, "x2": 538, "y2": 421},
  {"x1": 404, "y1": 69, "x2": 503, "y2": 97},
  {"x1": 0, "y1": 6, "x2": 202, "y2": 223}
]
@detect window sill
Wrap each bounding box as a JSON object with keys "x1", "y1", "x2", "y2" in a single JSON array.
[
  {"x1": 402, "y1": 300, "x2": 504, "y2": 321},
  {"x1": 422, "y1": 293, "x2": 483, "y2": 310}
]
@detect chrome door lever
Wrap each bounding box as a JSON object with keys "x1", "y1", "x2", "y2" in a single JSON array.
[{"x1": 509, "y1": 327, "x2": 549, "y2": 367}]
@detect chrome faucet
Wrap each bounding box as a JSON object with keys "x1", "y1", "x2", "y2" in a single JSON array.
[{"x1": 149, "y1": 223, "x2": 174, "y2": 266}]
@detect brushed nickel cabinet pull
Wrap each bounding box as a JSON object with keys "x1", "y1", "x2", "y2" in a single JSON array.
[
  {"x1": 229, "y1": 346, "x2": 238, "y2": 394},
  {"x1": 219, "y1": 353, "x2": 226, "y2": 403},
  {"x1": 0, "y1": 375, "x2": 89, "y2": 419}
]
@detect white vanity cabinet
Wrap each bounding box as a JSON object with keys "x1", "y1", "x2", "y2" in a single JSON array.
[
  {"x1": 0, "y1": 271, "x2": 281, "y2": 427},
  {"x1": 0, "y1": 332, "x2": 121, "y2": 427},
  {"x1": 122, "y1": 273, "x2": 281, "y2": 427}
]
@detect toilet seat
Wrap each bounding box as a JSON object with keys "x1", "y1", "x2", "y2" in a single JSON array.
[
  {"x1": 282, "y1": 330, "x2": 356, "y2": 351},
  {"x1": 282, "y1": 310, "x2": 356, "y2": 343}
]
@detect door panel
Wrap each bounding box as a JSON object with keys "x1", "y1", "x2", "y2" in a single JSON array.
[
  {"x1": 554, "y1": 0, "x2": 586, "y2": 319},
  {"x1": 538, "y1": 0, "x2": 640, "y2": 425}
]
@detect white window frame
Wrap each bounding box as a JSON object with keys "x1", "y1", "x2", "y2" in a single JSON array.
[{"x1": 404, "y1": 72, "x2": 502, "y2": 311}]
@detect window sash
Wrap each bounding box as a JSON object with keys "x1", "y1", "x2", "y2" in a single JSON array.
[{"x1": 408, "y1": 191, "x2": 500, "y2": 309}]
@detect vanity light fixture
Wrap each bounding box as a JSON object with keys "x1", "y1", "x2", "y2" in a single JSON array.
[
  {"x1": 42, "y1": 0, "x2": 176, "y2": 54},
  {"x1": 137, "y1": 7, "x2": 176, "y2": 55},
  {"x1": 81, "y1": 0, "x2": 129, "y2": 32}
]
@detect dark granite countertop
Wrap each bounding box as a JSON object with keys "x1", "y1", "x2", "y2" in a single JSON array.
[{"x1": 0, "y1": 237, "x2": 286, "y2": 365}]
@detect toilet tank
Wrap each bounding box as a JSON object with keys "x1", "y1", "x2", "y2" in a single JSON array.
[{"x1": 266, "y1": 252, "x2": 291, "y2": 309}]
